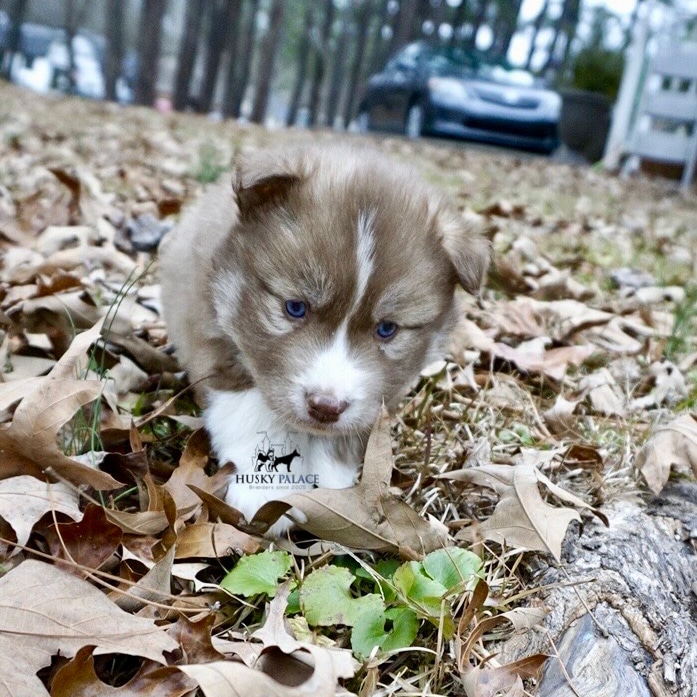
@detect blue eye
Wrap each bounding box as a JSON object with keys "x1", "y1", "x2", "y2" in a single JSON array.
[
  {"x1": 376, "y1": 320, "x2": 398, "y2": 339},
  {"x1": 285, "y1": 300, "x2": 306, "y2": 319}
]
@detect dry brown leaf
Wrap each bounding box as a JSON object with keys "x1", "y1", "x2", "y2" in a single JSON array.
[
  {"x1": 491, "y1": 339, "x2": 594, "y2": 381},
  {"x1": 46, "y1": 503, "x2": 122, "y2": 574},
  {"x1": 0, "y1": 476, "x2": 80, "y2": 552},
  {"x1": 0, "y1": 560, "x2": 178, "y2": 697},
  {"x1": 51, "y1": 646, "x2": 196, "y2": 697},
  {"x1": 252, "y1": 408, "x2": 449, "y2": 558},
  {"x1": 578, "y1": 369, "x2": 626, "y2": 417},
  {"x1": 442, "y1": 462, "x2": 585, "y2": 562},
  {"x1": 179, "y1": 586, "x2": 356, "y2": 697},
  {"x1": 175, "y1": 522, "x2": 261, "y2": 558},
  {"x1": 635, "y1": 413, "x2": 697, "y2": 494},
  {"x1": 113, "y1": 544, "x2": 177, "y2": 611}
]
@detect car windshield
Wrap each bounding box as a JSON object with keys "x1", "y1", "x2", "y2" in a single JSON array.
[{"x1": 422, "y1": 46, "x2": 538, "y2": 87}]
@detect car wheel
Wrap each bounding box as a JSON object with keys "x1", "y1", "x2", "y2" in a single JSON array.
[
  {"x1": 405, "y1": 103, "x2": 424, "y2": 139},
  {"x1": 356, "y1": 110, "x2": 370, "y2": 133}
]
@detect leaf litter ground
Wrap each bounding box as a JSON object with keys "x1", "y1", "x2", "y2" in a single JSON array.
[{"x1": 0, "y1": 82, "x2": 695, "y2": 696}]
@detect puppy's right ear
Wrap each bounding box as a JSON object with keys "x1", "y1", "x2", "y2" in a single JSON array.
[{"x1": 233, "y1": 168, "x2": 301, "y2": 220}]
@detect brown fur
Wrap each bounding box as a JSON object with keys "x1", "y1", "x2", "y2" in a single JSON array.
[{"x1": 159, "y1": 144, "x2": 489, "y2": 427}]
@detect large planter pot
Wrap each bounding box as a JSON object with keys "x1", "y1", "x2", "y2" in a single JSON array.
[{"x1": 559, "y1": 89, "x2": 612, "y2": 163}]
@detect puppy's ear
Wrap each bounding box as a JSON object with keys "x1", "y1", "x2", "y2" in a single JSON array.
[
  {"x1": 233, "y1": 162, "x2": 301, "y2": 219},
  {"x1": 437, "y1": 207, "x2": 490, "y2": 296}
]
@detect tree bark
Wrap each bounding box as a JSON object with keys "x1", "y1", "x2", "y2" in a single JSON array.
[
  {"x1": 198, "y1": 0, "x2": 239, "y2": 114},
  {"x1": 448, "y1": 0, "x2": 468, "y2": 47},
  {"x1": 524, "y1": 0, "x2": 548, "y2": 71},
  {"x1": 220, "y1": 0, "x2": 245, "y2": 118},
  {"x1": 467, "y1": 0, "x2": 491, "y2": 51},
  {"x1": 286, "y1": 2, "x2": 314, "y2": 127},
  {"x1": 490, "y1": 0, "x2": 523, "y2": 61},
  {"x1": 134, "y1": 0, "x2": 167, "y2": 107},
  {"x1": 104, "y1": 0, "x2": 125, "y2": 101},
  {"x1": 172, "y1": 0, "x2": 205, "y2": 111},
  {"x1": 249, "y1": 0, "x2": 285, "y2": 125},
  {"x1": 307, "y1": 0, "x2": 335, "y2": 128},
  {"x1": 366, "y1": 0, "x2": 390, "y2": 76},
  {"x1": 498, "y1": 484, "x2": 697, "y2": 696},
  {"x1": 228, "y1": 0, "x2": 259, "y2": 119},
  {"x1": 1, "y1": 0, "x2": 29, "y2": 79},
  {"x1": 325, "y1": 12, "x2": 350, "y2": 129},
  {"x1": 389, "y1": 0, "x2": 418, "y2": 54},
  {"x1": 342, "y1": 0, "x2": 372, "y2": 127}
]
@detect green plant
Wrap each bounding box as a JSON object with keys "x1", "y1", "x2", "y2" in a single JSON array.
[
  {"x1": 193, "y1": 141, "x2": 226, "y2": 183},
  {"x1": 221, "y1": 547, "x2": 483, "y2": 659},
  {"x1": 571, "y1": 47, "x2": 624, "y2": 100},
  {"x1": 665, "y1": 285, "x2": 697, "y2": 361}
]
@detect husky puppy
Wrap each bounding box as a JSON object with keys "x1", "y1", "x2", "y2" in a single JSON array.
[{"x1": 159, "y1": 145, "x2": 488, "y2": 534}]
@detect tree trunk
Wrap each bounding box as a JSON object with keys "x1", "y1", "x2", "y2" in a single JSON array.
[
  {"x1": 366, "y1": 0, "x2": 390, "y2": 76},
  {"x1": 325, "y1": 13, "x2": 350, "y2": 129},
  {"x1": 524, "y1": 0, "x2": 548, "y2": 71},
  {"x1": 490, "y1": 0, "x2": 523, "y2": 61},
  {"x1": 389, "y1": 0, "x2": 418, "y2": 54},
  {"x1": 286, "y1": 2, "x2": 314, "y2": 127},
  {"x1": 342, "y1": 0, "x2": 372, "y2": 127},
  {"x1": 198, "y1": 0, "x2": 239, "y2": 114},
  {"x1": 228, "y1": 0, "x2": 259, "y2": 119},
  {"x1": 307, "y1": 0, "x2": 335, "y2": 128},
  {"x1": 104, "y1": 0, "x2": 125, "y2": 101},
  {"x1": 221, "y1": 0, "x2": 245, "y2": 119},
  {"x1": 173, "y1": 0, "x2": 205, "y2": 111},
  {"x1": 498, "y1": 484, "x2": 697, "y2": 696},
  {"x1": 467, "y1": 0, "x2": 490, "y2": 50},
  {"x1": 1, "y1": 0, "x2": 29, "y2": 79},
  {"x1": 448, "y1": 0, "x2": 468, "y2": 47},
  {"x1": 134, "y1": 0, "x2": 167, "y2": 107},
  {"x1": 249, "y1": 0, "x2": 284, "y2": 125}
]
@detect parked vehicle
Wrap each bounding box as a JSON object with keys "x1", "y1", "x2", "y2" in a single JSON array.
[{"x1": 358, "y1": 42, "x2": 561, "y2": 154}]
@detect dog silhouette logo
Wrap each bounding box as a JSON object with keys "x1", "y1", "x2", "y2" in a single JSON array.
[{"x1": 252, "y1": 434, "x2": 302, "y2": 473}]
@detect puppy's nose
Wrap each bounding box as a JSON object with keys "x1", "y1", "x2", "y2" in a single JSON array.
[{"x1": 306, "y1": 393, "x2": 348, "y2": 423}]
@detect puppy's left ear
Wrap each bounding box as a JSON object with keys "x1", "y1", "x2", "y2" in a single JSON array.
[{"x1": 437, "y1": 208, "x2": 490, "y2": 296}]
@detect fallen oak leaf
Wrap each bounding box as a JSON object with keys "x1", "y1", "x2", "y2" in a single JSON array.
[
  {"x1": 51, "y1": 646, "x2": 196, "y2": 697},
  {"x1": 0, "y1": 560, "x2": 178, "y2": 697},
  {"x1": 635, "y1": 413, "x2": 697, "y2": 494},
  {"x1": 0, "y1": 319, "x2": 120, "y2": 490},
  {"x1": 0, "y1": 475, "x2": 80, "y2": 553},
  {"x1": 252, "y1": 407, "x2": 449, "y2": 558},
  {"x1": 440, "y1": 460, "x2": 595, "y2": 563},
  {"x1": 175, "y1": 522, "x2": 261, "y2": 558}
]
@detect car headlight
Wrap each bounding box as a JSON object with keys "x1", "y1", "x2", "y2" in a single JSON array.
[{"x1": 427, "y1": 77, "x2": 473, "y2": 104}]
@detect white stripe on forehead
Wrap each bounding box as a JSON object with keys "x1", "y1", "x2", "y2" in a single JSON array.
[{"x1": 354, "y1": 210, "x2": 376, "y2": 311}]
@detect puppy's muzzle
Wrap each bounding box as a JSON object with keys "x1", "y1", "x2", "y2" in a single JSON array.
[{"x1": 306, "y1": 393, "x2": 349, "y2": 424}]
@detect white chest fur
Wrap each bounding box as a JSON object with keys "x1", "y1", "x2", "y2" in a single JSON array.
[{"x1": 205, "y1": 389, "x2": 360, "y2": 532}]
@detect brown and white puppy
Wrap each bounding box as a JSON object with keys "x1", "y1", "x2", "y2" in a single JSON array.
[{"x1": 159, "y1": 144, "x2": 488, "y2": 534}]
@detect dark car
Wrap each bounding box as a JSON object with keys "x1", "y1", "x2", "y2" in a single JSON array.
[{"x1": 358, "y1": 42, "x2": 561, "y2": 153}]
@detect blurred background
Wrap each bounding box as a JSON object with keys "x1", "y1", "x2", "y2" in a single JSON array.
[{"x1": 1, "y1": 0, "x2": 696, "y2": 172}]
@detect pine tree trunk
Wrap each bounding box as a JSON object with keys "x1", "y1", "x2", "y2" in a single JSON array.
[
  {"x1": 249, "y1": 0, "x2": 284, "y2": 125},
  {"x1": 366, "y1": 0, "x2": 391, "y2": 76},
  {"x1": 468, "y1": 0, "x2": 490, "y2": 50},
  {"x1": 342, "y1": 0, "x2": 372, "y2": 127},
  {"x1": 389, "y1": 0, "x2": 418, "y2": 54},
  {"x1": 448, "y1": 0, "x2": 468, "y2": 47},
  {"x1": 524, "y1": 0, "x2": 548, "y2": 71},
  {"x1": 307, "y1": 0, "x2": 335, "y2": 128},
  {"x1": 198, "y1": 0, "x2": 238, "y2": 114},
  {"x1": 286, "y1": 2, "x2": 314, "y2": 127},
  {"x1": 104, "y1": 0, "x2": 125, "y2": 101},
  {"x1": 134, "y1": 0, "x2": 167, "y2": 107},
  {"x1": 325, "y1": 15, "x2": 350, "y2": 129},
  {"x1": 229, "y1": 0, "x2": 259, "y2": 118},
  {"x1": 221, "y1": 0, "x2": 245, "y2": 119},
  {"x1": 1, "y1": 0, "x2": 29, "y2": 79},
  {"x1": 172, "y1": 0, "x2": 205, "y2": 111}
]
